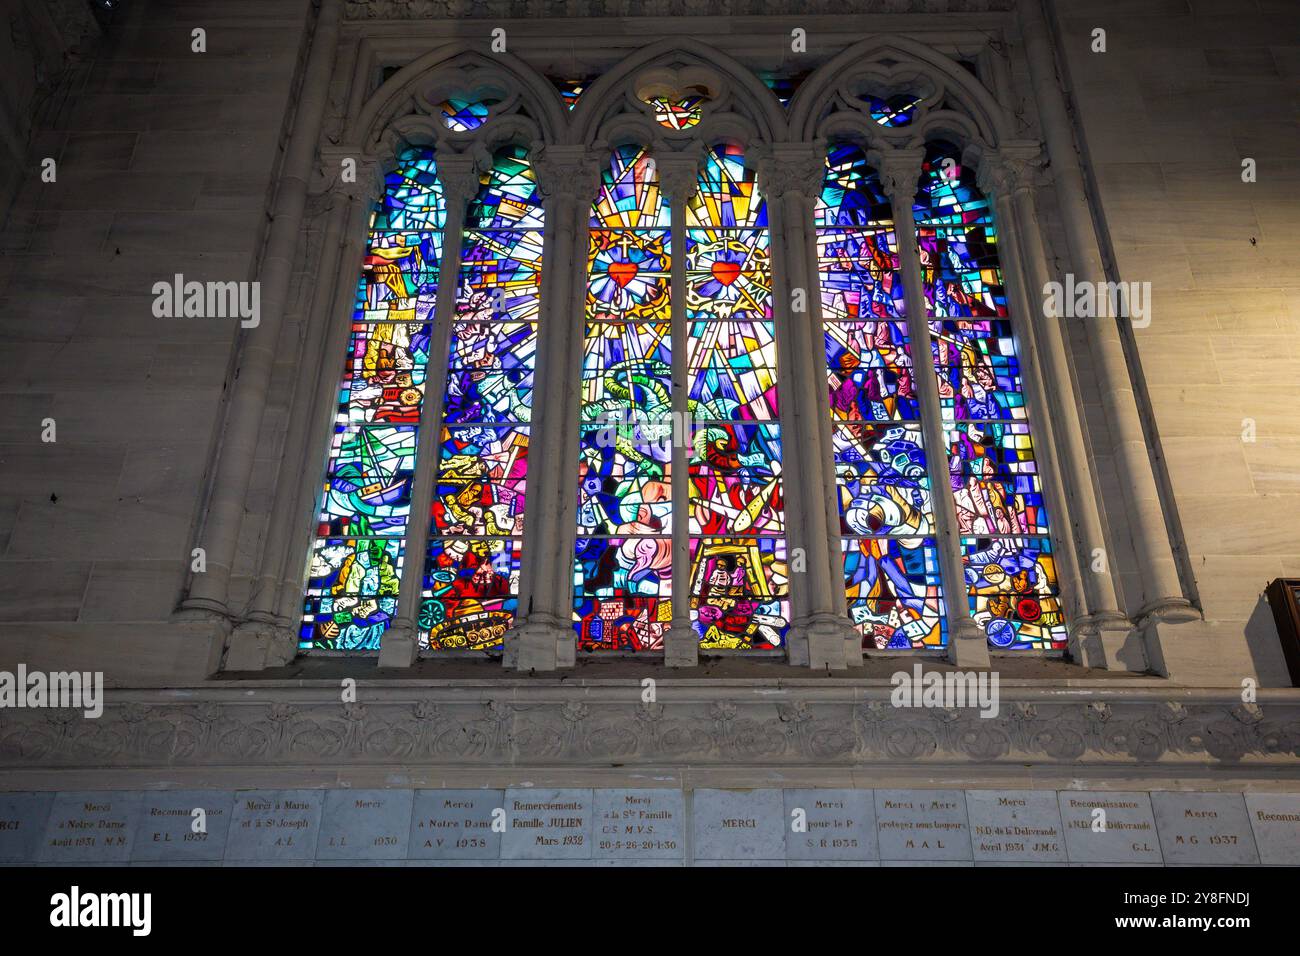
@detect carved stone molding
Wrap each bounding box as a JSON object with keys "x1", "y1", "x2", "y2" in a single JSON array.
[
  {"x1": 343, "y1": 0, "x2": 1016, "y2": 19},
  {"x1": 2, "y1": 686, "x2": 1298, "y2": 775}
]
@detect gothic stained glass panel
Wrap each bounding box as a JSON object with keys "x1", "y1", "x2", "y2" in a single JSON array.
[
  {"x1": 303, "y1": 538, "x2": 404, "y2": 651},
  {"x1": 686, "y1": 145, "x2": 787, "y2": 648},
  {"x1": 586, "y1": 231, "x2": 672, "y2": 322},
  {"x1": 816, "y1": 143, "x2": 946, "y2": 649},
  {"x1": 337, "y1": 322, "x2": 430, "y2": 425},
  {"x1": 576, "y1": 146, "x2": 673, "y2": 650},
  {"x1": 648, "y1": 95, "x2": 703, "y2": 130},
  {"x1": 843, "y1": 537, "x2": 944, "y2": 649},
  {"x1": 690, "y1": 537, "x2": 789, "y2": 651},
  {"x1": 687, "y1": 320, "x2": 779, "y2": 422},
  {"x1": 962, "y1": 537, "x2": 1066, "y2": 648},
  {"x1": 421, "y1": 538, "x2": 520, "y2": 651},
  {"x1": 437, "y1": 96, "x2": 497, "y2": 132},
  {"x1": 915, "y1": 141, "x2": 1065, "y2": 649},
  {"x1": 302, "y1": 147, "x2": 446, "y2": 651},
  {"x1": 418, "y1": 145, "x2": 543, "y2": 651},
  {"x1": 862, "y1": 93, "x2": 922, "y2": 127},
  {"x1": 687, "y1": 142, "x2": 767, "y2": 229}
]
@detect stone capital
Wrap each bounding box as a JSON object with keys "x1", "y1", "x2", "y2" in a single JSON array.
[
  {"x1": 532, "y1": 145, "x2": 603, "y2": 206},
  {"x1": 435, "y1": 149, "x2": 488, "y2": 207},
  {"x1": 975, "y1": 142, "x2": 1049, "y2": 199},
  {"x1": 870, "y1": 146, "x2": 927, "y2": 205},
  {"x1": 752, "y1": 143, "x2": 825, "y2": 200},
  {"x1": 319, "y1": 148, "x2": 386, "y2": 203},
  {"x1": 652, "y1": 145, "x2": 704, "y2": 205}
]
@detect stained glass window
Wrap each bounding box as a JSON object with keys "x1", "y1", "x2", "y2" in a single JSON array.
[
  {"x1": 301, "y1": 147, "x2": 445, "y2": 650},
  {"x1": 576, "y1": 144, "x2": 673, "y2": 651},
  {"x1": 816, "y1": 143, "x2": 944, "y2": 650},
  {"x1": 549, "y1": 77, "x2": 588, "y2": 111},
  {"x1": 863, "y1": 93, "x2": 922, "y2": 127},
  {"x1": 914, "y1": 141, "x2": 1066, "y2": 649},
  {"x1": 422, "y1": 144, "x2": 540, "y2": 651},
  {"x1": 687, "y1": 143, "x2": 788, "y2": 651},
  {"x1": 760, "y1": 70, "x2": 811, "y2": 108},
  {"x1": 437, "y1": 96, "x2": 497, "y2": 132},
  {"x1": 648, "y1": 96, "x2": 703, "y2": 130}
]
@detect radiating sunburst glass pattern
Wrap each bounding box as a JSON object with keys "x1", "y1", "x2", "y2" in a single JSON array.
[
  {"x1": 688, "y1": 144, "x2": 788, "y2": 650},
  {"x1": 576, "y1": 145, "x2": 673, "y2": 651},
  {"x1": 817, "y1": 143, "x2": 944, "y2": 650},
  {"x1": 302, "y1": 147, "x2": 445, "y2": 650},
  {"x1": 915, "y1": 140, "x2": 1065, "y2": 648},
  {"x1": 420, "y1": 145, "x2": 540, "y2": 651}
]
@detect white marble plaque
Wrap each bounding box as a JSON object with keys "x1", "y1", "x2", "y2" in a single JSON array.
[
  {"x1": 1058, "y1": 791, "x2": 1162, "y2": 863},
  {"x1": 501, "y1": 788, "x2": 593, "y2": 860},
  {"x1": 0, "y1": 792, "x2": 54, "y2": 863},
  {"x1": 1244, "y1": 793, "x2": 1300, "y2": 865},
  {"x1": 1150, "y1": 792, "x2": 1258, "y2": 865},
  {"x1": 693, "y1": 789, "x2": 784, "y2": 861},
  {"x1": 966, "y1": 790, "x2": 1066, "y2": 863},
  {"x1": 225, "y1": 790, "x2": 323, "y2": 861},
  {"x1": 38, "y1": 791, "x2": 142, "y2": 863},
  {"x1": 784, "y1": 789, "x2": 877, "y2": 861},
  {"x1": 593, "y1": 789, "x2": 683, "y2": 860},
  {"x1": 318, "y1": 789, "x2": 413, "y2": 860},
  {"x1": 409, "y1": 789, "x2": 503, "y2": 860},
  {"x1": 875, "y1": 790, "x2": 972, "y2": 862},
  {"x1": 131, "y1": 790, "x2": 234, "y2": 862}
]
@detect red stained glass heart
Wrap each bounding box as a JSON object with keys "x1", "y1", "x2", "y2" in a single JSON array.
[
  {"x1": 608, "y1": 261, "x2": 639, "y2": 287},
  {"x1": 711, "y1": 261, "x2": 741, "y2": 286}
]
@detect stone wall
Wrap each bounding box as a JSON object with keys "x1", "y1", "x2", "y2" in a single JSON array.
[
  {"x1": 1056, "y1": 0, "x2": 1300, "y2": 681},
  {"x1": 0, "y1": 0, "x2": 313, "y2": 684}
]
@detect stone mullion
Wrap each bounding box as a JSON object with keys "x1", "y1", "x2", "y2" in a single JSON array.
[
  {"x1": 659, "y1": 155, "x2": 699, "y2": 668},
  {"x1": 759, "y1": 145, "x2": 860, "y2": 670},
  {"x1": 180, "y1": 0, "x2": 342, "y2": 621},
  {"x1": 378, "y1": 157, "x2": 478, "y2": 667},
  {"x1": 878, "y1": 149, "x2": 990, "y2": 668},
  {"x1": 508, "y1": 148, "x2": 599, "y2": 671}
]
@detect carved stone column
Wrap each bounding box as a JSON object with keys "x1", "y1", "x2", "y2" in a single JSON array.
[
  {"x1": 506, "y1": 146, "x2": 601, "y2": 671},
  {"x1": 657, "y1": 149, "x2": 701, "y2": 668},
  {"x1": 979, "y1": 145, "x2": 1139, "y2": 669},
  {"x1": 876, "y1": 148, "x2": 991, "y2": 668},
  {"x1": 757, "y1": 144, "x2": 861, "y2": 670},
  {"x1": 379, "y1": 154, "x2": 482, "y2": 668},
  {"x1": 179, "y1": 0, "x2": 343, "y2": 622}
]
